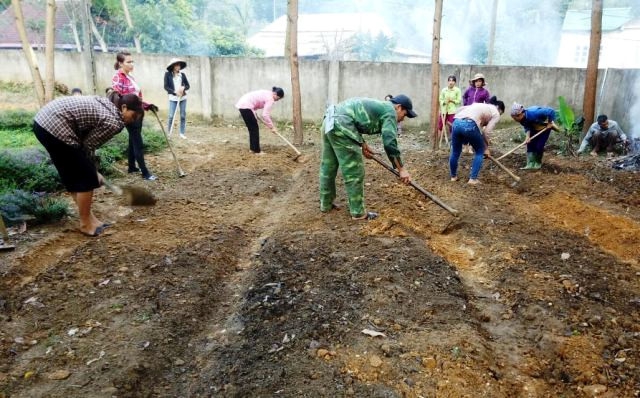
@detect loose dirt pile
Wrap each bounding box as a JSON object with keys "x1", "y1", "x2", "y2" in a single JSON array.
[{"x1": 1, "y1": 121, "x2": 639, "y2": 398}]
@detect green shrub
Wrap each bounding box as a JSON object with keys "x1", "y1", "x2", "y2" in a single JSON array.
[
  {"x1": 0, "y1": 190, "x2": 69, "y2": 226},
  {"x1": 0, "y1": 109, "x2": 39, "y2": 148},
  {"x1": 0, "y1": 148, "x2": 62, "y2": 194},
  {"x1": 0, "y1": 109, "x2": 36, "y2": 129}
]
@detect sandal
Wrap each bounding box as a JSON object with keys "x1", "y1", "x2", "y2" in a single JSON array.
[
  {"x1": 351, "y1": 211, "x2": 378, "y2": 221},
  {"x1": 80, "y1": 224, "x2": 106, "y2": 237}
]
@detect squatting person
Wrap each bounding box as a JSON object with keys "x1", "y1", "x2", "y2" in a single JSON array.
[
  {"x1": 320, "y1": 95, "x2": 416, "y2": 220},
  {"x1": 578, "y1": 114, "x2": 628, "y2": 157}
]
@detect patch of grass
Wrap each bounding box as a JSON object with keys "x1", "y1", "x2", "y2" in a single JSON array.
[
  {"x1": 0, "y1": 148, "x2": 62, "y2": 194},
  {"x1": 0, "y1": 127, "x2": 39, "y2": 148},
  {"x1": 0, "y1": 109, "x2": 36, "y2": 129},
  {"x1": 0, "y1": 109, "x2": 39, "y2": 148},
  {"x1": 0, "y1": 189, "x2": 70, "y2": 226},
  {"x1": 0, "y1": 81, "x2": 33, "y2": 94}
]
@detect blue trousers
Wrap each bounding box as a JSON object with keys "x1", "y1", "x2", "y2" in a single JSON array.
[
  {"x1": 167, "y1": 99, "x2": 187, "y2": 135},
  {"x1": 449, "y1": 118, "x2": 485, "y2": 180}
]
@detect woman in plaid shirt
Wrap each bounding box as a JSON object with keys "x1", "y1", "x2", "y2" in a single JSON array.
[
  {"x1": 33, "y1": 93, "x2": 144, "y2": 237},
  {"x1": 112, "y1": 51, "x2": 157, "y2": 180}
]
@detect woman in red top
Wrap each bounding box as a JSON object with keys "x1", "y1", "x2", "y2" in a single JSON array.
[{"x1": 112, "y1": 51, "x2": 157, "y2": 180}]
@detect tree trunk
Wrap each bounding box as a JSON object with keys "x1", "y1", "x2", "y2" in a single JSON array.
[
  {"x1": 487, "y1": 0, "x2": 498, "y2": 65},
  {"x1": 11, "y1": 0, "x2": 46, "y2": 106},
  {"x1": 582, "y1": 0, "x2": 602, "y2": 131},
  {"x1": 430, "y1": 0, "x2": 443, "y2": 150},
  {"x1": 90, "y1": 15, "x2": 108, "y2": 52},
  {"x1": 287, "y1": 0, "x2": 303, "y2": 145},
  {"x1": 63, "y1": 1, "x2": 82, "y2": 52},
  {"x1": 121, "y1": 0, "x2": 141, "y2": 53},
  {"x1": 44, "y1": 0, "x2": 56, "y2": 103},
  {"x1": 80, "y1": 0, "x2": 97, "y2": 93}
]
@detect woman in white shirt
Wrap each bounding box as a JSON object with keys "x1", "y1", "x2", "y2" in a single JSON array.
[{"x1": 164, "y1": 58, "x2": 191, "y2": 139}]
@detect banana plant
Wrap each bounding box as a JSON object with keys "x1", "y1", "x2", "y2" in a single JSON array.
[{"x1": 556, "y1": 96, "x2": 584, "y2": 156}]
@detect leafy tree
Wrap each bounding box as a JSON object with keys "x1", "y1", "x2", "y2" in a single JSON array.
[
  {"x1": 346, "y1": 32, "x2": 396, "y2": 62},
  {"x1": 208, "y1": 26, "x2": 263, "y2": 56}
]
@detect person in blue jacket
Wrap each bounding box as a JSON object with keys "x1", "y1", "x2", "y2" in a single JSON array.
[{"x1": 510, "y1": 103, "x2": 559, "y2": 169}]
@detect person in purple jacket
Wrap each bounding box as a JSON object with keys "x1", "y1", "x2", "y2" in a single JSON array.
[
  {"x1": 235, "y1": 87, "x2": 284, "y2": 155},
  {"x1": 510, "y1": 103, "x2": 560, "y2": 169},
  {"x1": 462, "y1": 73, "x2": 491, "y2": 106}
]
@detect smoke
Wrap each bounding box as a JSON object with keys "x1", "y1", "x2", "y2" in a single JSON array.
[{"x1": 630, "y1": 75, "x2": 640, "y2": 139}]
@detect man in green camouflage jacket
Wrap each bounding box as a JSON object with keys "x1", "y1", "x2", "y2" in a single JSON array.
[{"x1": 320, "y1": 95, "x2": 416, "y2": 220}]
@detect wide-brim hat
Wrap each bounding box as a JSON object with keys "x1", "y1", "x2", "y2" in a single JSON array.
[
  {"x1": 166, "y1": 58, "x2": 187, "y2": 71},
  {"x1": 469, "y1": 73, "x2": 486, "y2": 85}
]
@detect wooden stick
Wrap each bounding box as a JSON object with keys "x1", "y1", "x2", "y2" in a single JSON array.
[
  {"x1": 370, "y1": 154, "x2": 460, "y2": 217},
  {"x1": 486, "y1": 155, "x2": 521, "y2": 182},
  {"x1": 151, "y1": 110, "x2": 187, "y2": 177},
  {"x1": 495, "y1": 127, "x2": 549, "y2": 160},
  {"x1": 273, "y1": 130, "x2": 302, "y2": 157},
  {"x1": 168, "y1": 96, "x2": 182, "y2": 136}
]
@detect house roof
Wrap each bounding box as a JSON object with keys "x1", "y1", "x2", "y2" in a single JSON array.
[
  {"x1": 562, "y1": 7, "x2": 633, "y2": 32},
  {"x1": 0, "y1": 0, "x2": 75, "y2": 49},
  {"x1": 248, "y1": 13, "x2": 392, "y2": 57}
]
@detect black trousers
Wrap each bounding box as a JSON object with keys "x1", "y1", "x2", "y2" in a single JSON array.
[
  {"x1": 239, "y1": 108, "x2": 261, "y2": 152},
  {"x1": 126, "y1": 116, "x2": 150, "y2": 177}
]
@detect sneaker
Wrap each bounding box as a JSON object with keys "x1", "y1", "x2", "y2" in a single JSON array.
[
  {"x1": 179, "y1": 134, "x2": 187, "y2": 139},
  {"x1": 143, "y1": 175, "x2": 158, "y2": 181}
]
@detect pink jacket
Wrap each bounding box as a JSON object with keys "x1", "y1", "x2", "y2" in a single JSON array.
[
  {"x1": 235, "y1": 90, "x2": 276, "y2": 129},
  {"x1": 112, "y1": 70, "x2": 151, "y2": 110}
]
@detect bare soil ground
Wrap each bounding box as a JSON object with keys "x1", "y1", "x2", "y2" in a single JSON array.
[{"x1": 1, "y1": 117, "x2": 639, "y2": 398}]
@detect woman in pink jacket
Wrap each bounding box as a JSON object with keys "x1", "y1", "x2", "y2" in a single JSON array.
[{"x1": 235, "y1": 87, "x2": 284, "y2": 155}]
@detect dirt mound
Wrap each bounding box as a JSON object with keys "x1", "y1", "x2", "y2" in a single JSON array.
[{"x1": 1, "y1": 124, "x2": 639, "y2": 397}]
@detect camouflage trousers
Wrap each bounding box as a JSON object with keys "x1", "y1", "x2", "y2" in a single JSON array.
[{"x1": 319, "y1": 130, "x2": 365, "y2": 217}]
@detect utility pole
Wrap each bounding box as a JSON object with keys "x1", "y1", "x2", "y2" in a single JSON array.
[{"x1": 487, "y1": 0, "x2": 498, "y2": 65}]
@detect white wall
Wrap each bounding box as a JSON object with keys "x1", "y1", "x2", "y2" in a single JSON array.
[{"x1": 1, "y1": 50, "x2": 638, "y2": 132}]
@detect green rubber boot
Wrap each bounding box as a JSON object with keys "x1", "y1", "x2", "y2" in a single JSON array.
[
  {"x1": 520, "y1": 152, "x2": 536, "y2": 170},
  {"x1": 531, "y1": 152, "x2": 543, "y2": 169}
]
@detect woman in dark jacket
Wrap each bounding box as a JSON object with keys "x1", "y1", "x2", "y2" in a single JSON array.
[{"x1": 164, "y1": 58, "x2": 191, "y2": 139}]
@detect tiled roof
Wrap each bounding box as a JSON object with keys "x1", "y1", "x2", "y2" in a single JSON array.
[{"x1": 0, "y1": 0, "x2": 75, "y2": 49}]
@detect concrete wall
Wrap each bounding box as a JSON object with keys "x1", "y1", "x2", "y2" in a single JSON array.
[{"x1": 1, "y1": 50, "x2": 638, "y2": 132}]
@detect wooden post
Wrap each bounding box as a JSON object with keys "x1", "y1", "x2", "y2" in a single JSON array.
[
  {"x1": 582, "y1": 0, "x2": 602, "y2": 132},
  {"x1": 430, "y1": 0, "x2": 443, "y2": 150}
]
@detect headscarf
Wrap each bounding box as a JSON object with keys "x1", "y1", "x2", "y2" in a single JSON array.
[{"x1": 510, "y1": 102, "x2": 524, "y2": 116}]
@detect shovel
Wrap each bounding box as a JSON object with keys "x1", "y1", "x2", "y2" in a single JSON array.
[
  {"x1": 438, "y1": 113, "x2": 449, "y2": 147},
  {"x1": 496, "y1": 127, "x2": 549, "y2": 161},
  {"x1": 151, "y1": 109, "x2": 187, "y2": 177},
  {"x1": 103, "y1": 179, "x2": 156, "y2": 206},
  {"x1": 273, "y1": 130, "x2": 308, "y2": 163},
  {"x1": 370, "y1": 154, "x2": 460, "y2": 217},
  {"x1": 168, "y1": 96, "x2": 182, "y2": 137},
  {"x1": 486, "y1": 154, "x2": 521, "y2": 183}
]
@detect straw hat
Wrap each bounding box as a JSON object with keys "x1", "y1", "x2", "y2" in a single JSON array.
[
  {"x1": 469, "y1": 73, "x2": 486, "y2": 86},
  {"x1": 166, "y1": 58, "x2": 187, "y2": 71}
]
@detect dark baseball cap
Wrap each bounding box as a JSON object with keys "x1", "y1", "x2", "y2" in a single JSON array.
[{"x1": 390, "y1": 94, "x2": 417, "y2": 118}]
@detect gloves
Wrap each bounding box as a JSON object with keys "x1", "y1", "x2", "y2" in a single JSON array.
[{"x1": 146, "y1": 104, "x2": 159, "y2": 113}]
